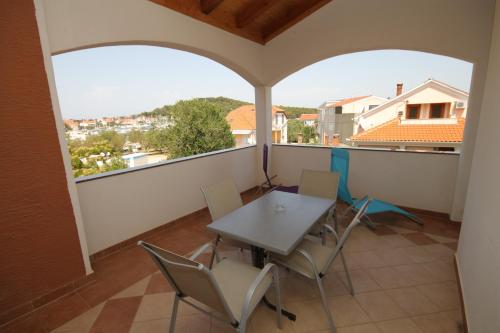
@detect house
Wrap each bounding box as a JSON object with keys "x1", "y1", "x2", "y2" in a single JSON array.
[
  {"x1": 317, "y1": 95, "x2": 388, "y2": 145},
  {"x1": 298, "y1": 113, "x2": 318, "y2": 126},
  {"x1": 226, "y1": 105, "x2": 288, "y2": 147},
  {"x1": 349, "y1": 80, "x2": 469, "y2": 152}
]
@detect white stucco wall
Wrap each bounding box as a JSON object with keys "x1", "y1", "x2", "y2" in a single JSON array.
[
  {"x1": 457, "y1": 3, "x2": 500, "y2": 331},
  {"x1": 271, "y1": 145, "x2": 459, "y2": 214},
  {"x1": 76, "y1": 147, "x2": 258, "y2": 254}
]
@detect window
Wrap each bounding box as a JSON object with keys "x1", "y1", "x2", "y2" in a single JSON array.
[
  {"x1": 430, "y1": 103, "x2": 446, "y2": 118},
  {"x1": 434, "y1": 147, "x2": 455, "y2": 152},
  {"x1": 368, "y1": 105, "x2": 378, "y2": 110},
  {"x1": 335, "y1": 106, "x2": 343, "y2": 114},
  {"x1": 406, "y1": 104, "x2": 421, "y2": 119}
]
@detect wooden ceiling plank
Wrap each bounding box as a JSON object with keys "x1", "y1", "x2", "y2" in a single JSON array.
[
  {"x1": 236, "y1": 0, "x2": 278, "y2": 28},
  {"x1": 200, "y1": 0, "x2": 224, "y2": 15},
  {"x1": 262, "y1": 0, "x2": 332, "y2": 43}
]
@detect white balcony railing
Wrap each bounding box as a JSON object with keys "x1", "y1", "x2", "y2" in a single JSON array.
[{"x1": 76, "y1": 144, "x2": 459, "y2": 255}]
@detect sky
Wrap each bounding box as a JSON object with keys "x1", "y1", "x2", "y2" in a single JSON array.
[{"x1": 52, "y1": 46, "x2": 473, "y2": 119}]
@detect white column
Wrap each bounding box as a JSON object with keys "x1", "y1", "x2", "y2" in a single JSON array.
[
  {"x1": 255, "y1": 86, "x2": 273, "y2": 184},
  {"x1": 457, "y1": 5, "x2": 500, "y2": 331},
  {"x1": 450, "y1": 59, "x2": 489, "y2": 221}
]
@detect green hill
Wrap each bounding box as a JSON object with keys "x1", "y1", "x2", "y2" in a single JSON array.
[{"x1": 139, "y1": 96, "x2": 316, "y2": 119}]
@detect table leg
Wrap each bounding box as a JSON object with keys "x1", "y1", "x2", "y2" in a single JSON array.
[{"x1": 251, "y1": 246, "x2": 297, "y2": 321}]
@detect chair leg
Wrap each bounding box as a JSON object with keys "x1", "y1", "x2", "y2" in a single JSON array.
[
  {"x1": 315, "y1": 276, "x2": 337, "y2": 333},
  {"x1": 274, "y1": 270, "x2": 283, "y2": 329},
  {"x1": 169, "y1": 294, "x2": 180, "y2": 333},
  {"x1": 340, "y1": 250, "x2": 355, "y2": 295}
]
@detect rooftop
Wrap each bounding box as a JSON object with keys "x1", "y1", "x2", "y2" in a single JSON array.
[
  {"x1": 350, "y1": 119, "x2": 465, "y2": 143},
  {"x1": 226, "y1": 105, "x2": 284, "y2": 131}
]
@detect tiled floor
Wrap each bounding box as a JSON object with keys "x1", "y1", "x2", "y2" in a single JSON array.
[{"x1": 1, "y1": 192, "x2": 463, "y2": 333}]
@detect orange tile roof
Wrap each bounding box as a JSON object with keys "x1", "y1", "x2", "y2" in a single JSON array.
[
  {"x1": 226, "y1": 105, "x2": 284, "y2": 131},
  {"x1": 350, "y1": 119, "x2": 465, "y2": 143},
  {"x1": 299, "y1": 113, "x2": 318, "y2": 121},
  {"x1": 326, "y1": 96, "x2": 370, "y2": 108}
]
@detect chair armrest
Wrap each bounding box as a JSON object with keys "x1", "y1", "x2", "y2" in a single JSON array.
[
  {"x1": 189, "y1": 242, "x2": 218, "y2": 261},
  {"x1": 323, "y1": 224, "x2": 339, "y2": 243},
  {"x1": 240, "y1": 263, "x2": 278, "y2": 322}
]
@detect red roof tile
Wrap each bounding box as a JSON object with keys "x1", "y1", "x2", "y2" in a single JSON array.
[
  {"x1": 226, "y1": 105, "x2": 284, "y2": 131},
  {"x1": 350, "y1": 119, "x2": 465, "y2": 143},
  {"x1": 299, "y1": 113, "x2": 318, "y2": 121}
]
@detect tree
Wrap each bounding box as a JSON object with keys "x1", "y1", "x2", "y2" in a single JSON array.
[
  {"x1": 68, "y1": 140, "x2": 127, "y2": 177},
  {"x1": 287, "y1": 119, "x2": 318, "y2": 143},
  {"x1": 165, "y1": 99, "x2": 235, "y2": 158}
]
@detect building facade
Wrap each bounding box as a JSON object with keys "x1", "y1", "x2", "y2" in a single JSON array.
[{"x1": 317, "y1": 95, "x2": 388, "y2": 145}]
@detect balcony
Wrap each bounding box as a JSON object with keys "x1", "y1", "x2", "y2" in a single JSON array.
[
  {"x1": 1, "y1": 145, "x2": 464, "y2": 332},
  {"x1": 2, "y1": 0, "x2": 500, "y2": 332}
]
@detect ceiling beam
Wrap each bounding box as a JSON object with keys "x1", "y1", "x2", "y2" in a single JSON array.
[
  {"x1": 200, "y1": 0, "x2": 223, "y2": 15},
  {"x1": 261, "y1": 0, "x2": 332, "y2": 43},
  {"x1": 236, "y1": 0, "x2": 277, "y2": 28}
]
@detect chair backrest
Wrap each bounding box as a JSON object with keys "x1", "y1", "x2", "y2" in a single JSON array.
[
  {"x1": 330, "y1": 148, "x2": 354, "y2": 205},
  {"x1": 322, "y1": 198, "x2": 371, "y2": 274},
  {"x1": 201, "y1": 178, "x2": 243, "y2": 221},
  {"x1": 263, "y1": 143, "x2": 273, "y2": 187},
  {"x1": 138, "y1": 241, "x2": 235, "y2": 322},
  {"x1": 298, "y1": 169, "x2": 339, "y2": 201}
]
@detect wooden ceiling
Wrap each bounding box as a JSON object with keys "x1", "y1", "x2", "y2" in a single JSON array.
[{"x1": 149, "y1": 0, "x2": 332, "y2": 44}]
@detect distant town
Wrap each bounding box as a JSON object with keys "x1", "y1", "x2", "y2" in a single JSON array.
[{"x1": 65, "y1": 79, "x2": 468, "y2": 178}]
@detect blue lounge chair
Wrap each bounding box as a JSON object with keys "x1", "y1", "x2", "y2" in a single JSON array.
[{"x1": 330, "y1": 148, "x2": 423, "y2": 226}]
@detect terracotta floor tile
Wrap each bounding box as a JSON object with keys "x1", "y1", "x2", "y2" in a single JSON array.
[
  {"x1": 402, "y1": 233, "x2": 438, "y2": 246},
  {"x1": 373, "y1": 247, "x2": 413, "y2": 266},
  {"x1": 38, "y1": 292, "x2": 90, "y2": 331},
  {"x1": 377, "y1": 234, "x2": 415, "y2": 249},
  {"x1": 337, "y1": 323, "x2": 381, "y2": 333},
  {"x1": 129, "y1": 318, "x2": 170, "y2": 333},
  {"x1": 443, "y1": 242, "x2": 458, "y2": 251},
  {"x1": 366, "y1": 266, "x2": 410, "y2": 289},
  {"x1": 286, "y1": 299, "x2": 332, "y2": 332},
  {"x1": 0, "y1": 312, "x2": 46, "y2": 333},
  {"x1": 416, "y1": 283, "x2": 460, "y2": 311},
  {"x1": 337, "y1": 269, "x2": 382, "y2": 293},
  {"x1": 112, "y1": 276, "x2": 151, "y2": 299},
  {"x1": 354, "y1": 291, "x2": 406, "y2": 322},
  {"x1": 371, "y1": 225, "x2": 397, "y2": 236},
  {"x1": 376, "y1": 318, "x2": 424, "y2": 333},
  {"x1": 328, "y1": 295, "x2": 371, "y2": 327},
  {"x1": 350, "y1": 251, "x2": 387, "y2": 269},
  {"x1": 412, "y1": 312, "x2": 463, "y2": 333},
  {"x1": 169, "y1": 314, "x2": 211, "y2": 333},
  {"x1": 133, "y1": 293, "x2": 199, "y2": 322},
  {"x1": 52, "y1": 302, "x2": 105, "y2": 333},
  {"x1": 384, "y1": 287, "x2": 440, "y2": 316},
  {"x1": 77, "y1": 277, "x2": 126, "y2": 307},
  {"x1": 247, "y1": 303, "x2": 297, "y2": 333},
  {"x1": 420, "y1": 261, "x2": 456, "y2": 282},
  {"x1": 401, "y1": 246, "x2": 436, "y2": 264},
  {"x1": 145, "y1": 272, "x2": 173, "y2": 295},
  {"x1": 421, "y1": 244, "x2": 456, "y2": 263},
  {"x1": 321, "y1": 272, "x2": 350, "y2": 297},
  {"x1": 392, "y1": 263, "x2": 438, "y2": 286},
  {"x1": 90, "y1": 296, "x2": 142, "y2": 333}
]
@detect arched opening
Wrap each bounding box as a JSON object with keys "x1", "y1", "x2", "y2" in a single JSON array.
[
  {"x1": 272, "y1": 49, "x2": 473, "y2": 151},
  {"x1": 51, "y1": 45, "x2": 255, "y2": 178}
]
